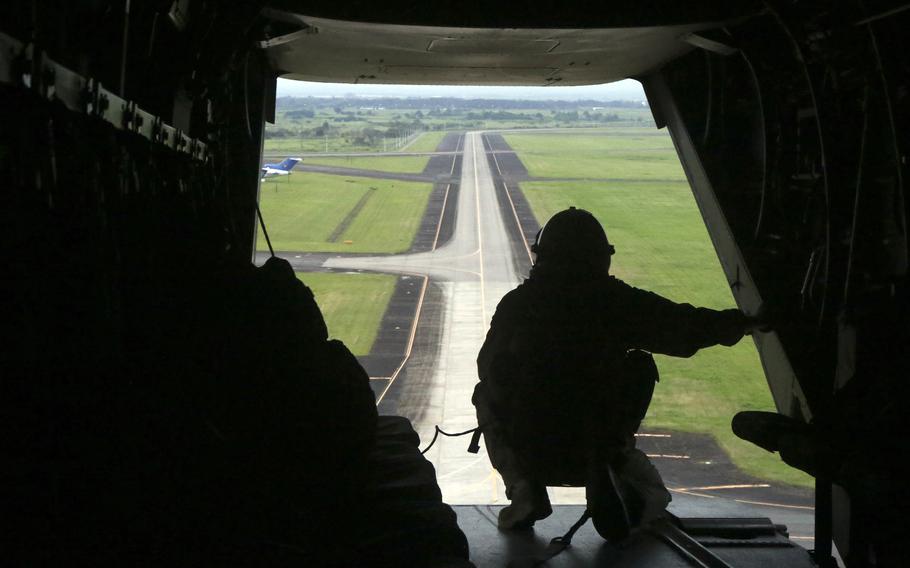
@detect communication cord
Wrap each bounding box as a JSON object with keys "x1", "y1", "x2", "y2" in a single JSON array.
[
  {"x1": 419, "y1": 422, "x2": 591, "y2": 564},
  {"x1": 419, "y1": 425, "x2": 480, "y2": 455}
]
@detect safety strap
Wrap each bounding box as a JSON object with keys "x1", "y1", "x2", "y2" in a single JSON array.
[
  {"x1": 531, "y1": 509, "x2": 591, "y2": 566},
  {"x1": 467, "y1": 426, "x2": 483, "y2": 453},
  {"x1": 256, "y1": 203, "x2": 275, "y2": 257}
]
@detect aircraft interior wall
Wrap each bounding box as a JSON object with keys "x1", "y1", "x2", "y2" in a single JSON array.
[
  {"x1": 643, "y1": 5, "x2": 909, "y2": 565},
  {"x1": 2, "y1": 2, "x2": 280, "y2": 562}
]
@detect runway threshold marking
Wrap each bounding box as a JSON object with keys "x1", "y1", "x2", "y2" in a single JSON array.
[
  {"x1": 489, "y1": 139, "x2": 534, "y2": 264},
  {"x1": 375, "y1": 273, "x2": 430, "y2": 405}
]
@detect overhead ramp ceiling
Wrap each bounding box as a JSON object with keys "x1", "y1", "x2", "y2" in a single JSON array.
[{"x1": 258, "y1": 12, "x2": 732, "y2": 86}]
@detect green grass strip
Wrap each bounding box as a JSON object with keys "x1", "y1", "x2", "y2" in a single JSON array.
[
  {"x1": 504, "y1": 132, "x2": 686, "y2": 180},
  {"x1": 298, "y1": 271, "x2": 397, "y2": 357},
  {"x1": 402, "y1": 131, "x2": 449, "y2": 153},
  {"x1": 257, "y1": 172, "x2": 432, "y2": 253}
]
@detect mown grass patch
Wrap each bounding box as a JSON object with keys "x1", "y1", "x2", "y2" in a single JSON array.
[
  {"x1": 298, "y1": 271, "x2": 397, "y2": 356},
  {"x1": 504, "y1": 131, "x2": 685, "y2": 180},
  {"x1": 257, "y1": 172, "x2": 432, "y2": 253},
  {"x1": 520, "y1": 178, "x2": 813, "y2": 488},
  {"x1": 402, "y1": 131, "x2": 449, "y2": 153},
  {"x1": 302, "y1": 155, "x2": 430, "y2": 174}
]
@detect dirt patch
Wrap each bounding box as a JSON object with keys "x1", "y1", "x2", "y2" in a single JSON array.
[{"x1": 327, "y1": 187, "x2": 376, "y2": 242}]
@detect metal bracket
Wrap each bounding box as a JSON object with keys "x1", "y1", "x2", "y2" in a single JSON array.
[{"x1": 0, "y1": 30, "x2": 209, "y2": 163}]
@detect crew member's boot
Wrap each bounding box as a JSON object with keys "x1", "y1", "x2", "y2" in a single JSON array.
[
  {"x1": 587, "y1": 448, "x2": 669, "y2": 542},
  {"x1": 586, "y1": 461, "x2": 634, "y2": 542},
  {"x1": 498, "y1": 480, "x2": 552, "y2": 530}
]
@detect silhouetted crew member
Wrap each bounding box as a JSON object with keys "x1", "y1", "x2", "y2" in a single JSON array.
[{"x1": 474, "y1": 207, "x2": 759, "y2": 540}]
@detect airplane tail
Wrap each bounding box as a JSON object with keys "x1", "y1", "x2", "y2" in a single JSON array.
[{"x1": 275, "y1": 157, "x2": 301, "y2": 171}]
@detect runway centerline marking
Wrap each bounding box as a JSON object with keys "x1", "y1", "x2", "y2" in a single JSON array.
[{"x1": 472, "y1": 132, "x2": 488, "y2": 328}]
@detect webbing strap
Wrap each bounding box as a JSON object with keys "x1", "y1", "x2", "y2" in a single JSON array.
[
  {"x1": 256, "y1": 203, "x2": 275, "y2": 257},
  {"x1": 531, "y1": 510, "x2": 591, "y2": 566},
  {"x1": 467, "y1": 427, "x2": 483, "y2": 453}
]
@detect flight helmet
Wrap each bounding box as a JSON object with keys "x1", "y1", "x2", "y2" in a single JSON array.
[{"x1": 531, "y1": 207, "x2": 615, "y2": 272}]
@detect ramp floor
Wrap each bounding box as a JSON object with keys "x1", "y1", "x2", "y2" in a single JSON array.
[{"x1": 454, "y1": 505, "x2": 817, "y2": 568}]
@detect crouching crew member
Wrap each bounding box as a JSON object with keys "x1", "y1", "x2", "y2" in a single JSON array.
[{"x1": 474, "y1": 207, "x2": 761, "y2": 540}]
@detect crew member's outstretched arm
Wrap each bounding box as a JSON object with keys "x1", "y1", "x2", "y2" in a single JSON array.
[{"x1": 610, "y1": 279, "x2": 757, "y2": 357}]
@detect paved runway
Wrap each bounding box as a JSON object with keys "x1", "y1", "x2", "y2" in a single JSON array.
[{"x1": 324, "y1": 132, "x2": 523, "y2": 504}]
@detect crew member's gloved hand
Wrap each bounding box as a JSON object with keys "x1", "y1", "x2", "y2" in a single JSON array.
[{"x1": 743, "y1": 305, "x2": 776, "y2": 335}]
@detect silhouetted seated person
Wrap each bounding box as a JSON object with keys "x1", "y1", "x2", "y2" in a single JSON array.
[
  {"x1": 204, "y1": 257, "x2": 470, "y2": 566},
  {"x1": 177, "y1": 256, "x2": 381, "y2": 560},
  {"x1": 473, "y1": 207, "x2": 760, "y2": 541}
]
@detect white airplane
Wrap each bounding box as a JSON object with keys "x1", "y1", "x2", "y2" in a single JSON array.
[{"x1": 261, "y1": 157, "x2": 301, "y2": 179}]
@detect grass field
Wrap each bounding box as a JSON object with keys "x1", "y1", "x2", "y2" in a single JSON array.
[
  {"x1": 264, "y1": 137, "x2": 375, "y2": 154},
  {"x1": 297, "y1": 271, "x2": 396, "y2": 356},
  {"x1": 504, "y1": 132, "x2": 685, "y2": 180},
  {"x1": 257, "y1": 172, "x2": 432, "y2": 253},
  {"x1": 264, "y1": 130, "x2": 424, "y2": 155},
  {"x1": 402, "y1": 131, "x2": 449, "y2": 152},
  {"x1": 517, "y1": 137, "x2": 812, "y2": 488},
  {"x1": 302, "y1": 155, "x2": 430, "y2": 174}
]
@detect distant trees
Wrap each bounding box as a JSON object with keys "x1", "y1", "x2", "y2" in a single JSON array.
[
  {"x1": 352, "y1": 127, "x2": 384, "y2": 146},
  {"x1": 553, "y1": 110, "x2": 579, "y2": 121},
  {"x1": 266, "y1": 95, "x2": 652, "y2": 142},
  {"x1": 264, "y1": 127, "x2": 295, "y2": 138},
  {"x1": 285, "y1": 109, "x2": 315, "y2": 119},
  {"x1": 464, "y1": 110, "x2": 533, "y2": 121},
  {"x1": 275, "y1": 95, "x2": 648, "y2": 113}
]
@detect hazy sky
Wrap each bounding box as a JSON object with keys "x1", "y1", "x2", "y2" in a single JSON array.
[{"x1": 277, "y1": 78, "x2": 646, "y2": 101}]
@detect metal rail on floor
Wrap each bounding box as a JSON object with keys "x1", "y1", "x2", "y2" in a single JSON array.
[{"x1": 647, "y1": 518, "x2": 735, "y2": 568}]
